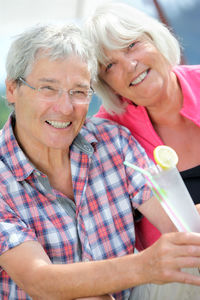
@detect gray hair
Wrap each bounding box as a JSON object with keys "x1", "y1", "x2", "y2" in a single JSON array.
[
  {"x1": 6, "y1": 23, "x2": 97, "y2": 84},
  {"x1": 84, "y1": 2, "x2": 181, "y2": 114}
]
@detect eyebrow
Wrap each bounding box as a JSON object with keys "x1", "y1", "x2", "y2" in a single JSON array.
[
  {"x1": 75, "y1": 84, "x2": 91, "y2": 89},
  {"x1": 37, "y1": 78, "x2": 90, "y2": 89}
]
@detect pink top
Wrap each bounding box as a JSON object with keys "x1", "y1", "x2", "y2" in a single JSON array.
[
  {"x1": 95, "y1": 65, "x2": 200, "y2": 250},
  {"x1": 96, "y1": 65, "x2": 200, "y2": 162}
]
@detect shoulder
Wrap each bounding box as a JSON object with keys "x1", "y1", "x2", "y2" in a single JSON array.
[
  {"x1": 83, "y1": 117, "x2": 132, "y2": 140},
  {"x1": 173, "y1": 65, "x2": 200, "y2": 80},
  {"x1": 173, "y1": 65, "x2": 200, "y2": 96},
  {"x1": 82, "y1": 117, "x2": 149, "y2": 159}
]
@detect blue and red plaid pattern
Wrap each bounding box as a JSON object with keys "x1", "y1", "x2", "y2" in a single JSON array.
[{"x1": 0, "y1": 115, "x2": 153, "y2": 299}]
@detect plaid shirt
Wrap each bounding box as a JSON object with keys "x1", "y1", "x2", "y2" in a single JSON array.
[{"x1": 0, "y1": 115, "x2": 153, "y2": 300}]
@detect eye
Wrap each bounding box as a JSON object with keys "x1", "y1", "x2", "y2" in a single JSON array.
[
  {"x1": 71, "y1": 89, "x2": 87, "y2": 98},
  {"x1": 74, "y1": 90, "x2": 85, "y2": 94},
  {"x1": 105, "y1": 63, "x2": 113, "y2": 72},
  {"x1": 39, "y1": 85, "x2": 58, "y2": 97},
  {"x1": 128, "y1": 42, "x2": 137, "y2": 49},
  {"x1": 40, "y1": 85, "x2": 56, "y2": 91}
]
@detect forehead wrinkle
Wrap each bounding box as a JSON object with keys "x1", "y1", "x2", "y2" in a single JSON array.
[{"x1": 37, "y1": 78, "x2": 59, "y2": 83}]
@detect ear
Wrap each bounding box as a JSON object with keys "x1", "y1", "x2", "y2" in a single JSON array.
[{"x1": 5, "y1": 79, "x2": 18, "y2": 104}]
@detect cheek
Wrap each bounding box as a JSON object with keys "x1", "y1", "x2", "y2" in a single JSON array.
[
  {"x1": 81, "y1": 105, "x2": 88, "y2": 118},
  {"x1": 75, "y1": 104, "x2": 88, "y2": 119},
  {"x1": 103, "y1": 75, "x2": 121, "y2": 93},
  {"x1": 16, "y1": 97, "x2": 49, "y2": 125},
  {"x1": 100, "y1": 68, "x2": 119, "y2": 88}
]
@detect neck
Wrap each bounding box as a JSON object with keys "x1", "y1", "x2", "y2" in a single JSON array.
[
  {"x1": 33, "y1": 148, "x2": 70, "y2": 176},
  {"x1": 15, "y1": 130, "x2": 70, "y2": 176},
  {"x1": 14, "y1": 126, "x2": 74, "y2": 198},
  {"x1": 147, "y1": 72, "x2": 183, "y2": 127}
]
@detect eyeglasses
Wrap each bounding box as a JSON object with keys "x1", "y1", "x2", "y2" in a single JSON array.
[{"x1": 18, "y1": 77, "x2": 95, "y2": 104}]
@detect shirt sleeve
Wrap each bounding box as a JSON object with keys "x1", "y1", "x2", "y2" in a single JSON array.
[
  {"x1": 122, "y1": 128, "x2": 154, "y2": 208},
  {"x1": 0, "y1": 199, "x2": 38, "y2": 256}
]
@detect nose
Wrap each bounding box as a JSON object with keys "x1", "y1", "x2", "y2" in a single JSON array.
[
  {"x1": 53, "y1": 92, "x2": 73, "y2": 114},
  {"x1": 122, "y1": 57, "x2": 137, "y2": 73}
]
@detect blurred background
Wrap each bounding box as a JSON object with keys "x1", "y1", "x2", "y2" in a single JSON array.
[{"x1": 0, "y1": 0, "x2": 200, "y2": 128}]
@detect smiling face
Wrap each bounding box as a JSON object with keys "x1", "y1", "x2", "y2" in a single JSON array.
[
  {"x1": 6, "y1": 55, "x2": 91, "y2": 153},
  {"x1": 99, "y1": 36, "x2": 173, "y2": 108}
]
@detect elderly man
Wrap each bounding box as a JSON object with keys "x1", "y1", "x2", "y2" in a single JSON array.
[{"x1": 0, "y1": 23, "x2": 200, "y2": 300}]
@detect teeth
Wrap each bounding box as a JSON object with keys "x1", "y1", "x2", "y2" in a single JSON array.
[
  {"x1": 131, "y1": 70, "x2": 148, "y2": 86},
  {"x1": 47, "y1": 120, "x2": 71, "y2": 128}
]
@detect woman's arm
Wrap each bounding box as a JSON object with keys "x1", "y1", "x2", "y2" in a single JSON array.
[{"x1": 138, "y1": 196, "x2": 177, "y2": 233}]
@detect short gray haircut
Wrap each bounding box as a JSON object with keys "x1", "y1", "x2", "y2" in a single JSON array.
[
  {"x1": 6, "y1": 23, "x2": 97, "y2": 84},
  {"x1": 84, "y1": 2, "x2": 181, "y2": 114}
]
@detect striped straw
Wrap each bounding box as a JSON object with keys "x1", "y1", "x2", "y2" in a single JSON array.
[{"x1": 124, "y1": 161, "x2": 190, "y2": 232}]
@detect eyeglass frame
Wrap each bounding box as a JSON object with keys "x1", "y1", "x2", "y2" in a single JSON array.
[{"x1": 17, "y1": 77, "x2": 95, "y2": 104}]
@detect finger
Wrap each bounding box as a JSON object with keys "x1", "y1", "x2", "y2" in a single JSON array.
[
  {"x1": 174, "y1": 245, "x2": 200, "y2": 258},
  {"x1": 171, "y1": 256, "x2": 200, "y2": 269},
  {"x1": 165, "y1": 232, "x2": 200, "y2": 246},
  {"x1": 151, "y1": 266, "x2": 200, "y2": 285},
  {"x1": 195, "y1": 204, "x2": 200, "y2": 215},
  {"x1": 165, "y1": 269, "x2": 200, "y2": 286}
]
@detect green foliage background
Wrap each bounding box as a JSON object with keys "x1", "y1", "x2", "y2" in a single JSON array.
[{"x1": 0, "y1": 89, "x2": 12, "y2": 129}]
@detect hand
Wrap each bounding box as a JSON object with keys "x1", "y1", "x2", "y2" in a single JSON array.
[
  {"x1": 195, "y1": 204, "x2": 200, "y2": 215},
  {"x1": 140, "y1": 232, "x2": 200, "y2": 285}
]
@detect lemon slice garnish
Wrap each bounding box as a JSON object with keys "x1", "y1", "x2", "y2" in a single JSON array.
[{"x1": 153, "y1": 145, "x2": 178, "y2": 170}]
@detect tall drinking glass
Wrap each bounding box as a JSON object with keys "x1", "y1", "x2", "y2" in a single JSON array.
[{"x1": 150, "y1": 166, "x2": 200, "y2": 232}]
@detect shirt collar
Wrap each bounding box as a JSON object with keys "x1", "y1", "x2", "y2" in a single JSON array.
[
  {"x1": 0, "y1": 113, "x2": 35, "y2": 181},
  {"x1": 173, "y1": 65, "x2": 200, "y2": 124},
  {"x1": 73, "y1": 133, "x2": 94, "y2": 157}
]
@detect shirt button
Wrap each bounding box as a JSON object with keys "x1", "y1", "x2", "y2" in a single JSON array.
[
  {"x1": 35, "y1": 171, "x2": 40, "y2": 176},
  {"x1": 83, "y1": 144, "x2": 90, "y2": 151}
]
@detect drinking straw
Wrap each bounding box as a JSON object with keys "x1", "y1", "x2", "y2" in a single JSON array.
[{"x1": 124, "y1": 161, "x2": 190, "y2": 232}]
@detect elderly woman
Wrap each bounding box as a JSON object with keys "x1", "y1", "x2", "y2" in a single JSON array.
[
  {"x1": 84, "y1": 1, "x2": 200, "y2": 250},
  {"x1": 84, "y1": 3, "x2": 200, "y2": 299}
]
